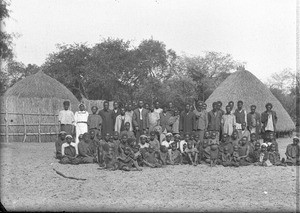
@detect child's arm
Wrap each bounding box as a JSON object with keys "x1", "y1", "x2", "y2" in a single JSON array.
[{"x1": 142, "y1": 160, "x2": 155, "y2": 168}]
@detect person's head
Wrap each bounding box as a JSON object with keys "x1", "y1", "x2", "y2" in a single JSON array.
[
  {"x1": 59, "y1": 131, "x2": 67, "y2": 140},
  {"x1": 66, "y1": 135, "x2": 73, "y2": 144},
  {"x1": 250, "y1": 105, "x2": 256, "y2": 113},
  {"x1": 113, "y1": 101, "x2": 119, "y2": 110},
  {"x1": 127, "y1": 103, "x2": 132, "y2": 111},
  {"x1": 184, "y1": 133, "x2": 190, "y2": 142},
  {"x1": 127, "y1": 138, "x2": 135, "y2": 147},
  {"x1": 231, "y1": 130, "x2": 238, "y2": 140},
  {"x1": 150, "y1": 131, "x2": 156, "y2": 141},
  {"x1": 162, "y1": 106, "x2": 167, "y2": 113},
  {"x1": 121, "y1": 134, "x2": 128, "y2": 144},
  {"x1": 190, "y1": 133, "x2": 195, "y2": 141},
  {"x1": 222, "y1": 133, "x2": 228, "y2": 142},
  {"x1": 187, "y1": 141, "x2": 193, "y2": 149},
  {"x1": 113, "y1": 131, "x2": 119, "y2": 140},
  {"x1": 109, "y1": 134, "x2": 114, "y2": 142},
  {"x1": 78, "y1": 103, "x2": 85, "y2": 111},
  {"x1": 103, "y1": 101, "x2": 109, "y2": 111},
  {"x1": 150, "y1": 104, "x2": 155, "y2": 112},
  {"x1": 202, "y1": 103, "x2": 207, "y2": 110},
  {"x1": 185, "y1": 103, "x2": 190, "y2": 112},
  {"x1": 89, "y1": 129, "x2": 95, "y2": 139},
  {"x1": 250, "y1": 133, "x2": 256, "y2": 142},
  {"x1": 124, "y1": 122, "x2": 130, "y2": 131},
  {"x1": 168, "y1": 102, "x2": 173, "y2": 109},
  {"x1": 237, "y1": 100, "x2": 243, "y2": 110},
  {"x1": 83, "y1": 133, "x2": 90, "y2": 143},
  {"x1": 63, "y1": 101, "x2": 70, "y2": 110},
  {"x1": 145, "y1": 103, "x2": 150, "y2": 110},
  {"x1": 240, "y1": 136, "x2": 247, "y2": 146},
  {"x1": 254, "y1": 141, "x2": 261, "y2": 150},
  {"x1": 120, "y1": 107, "x2": 126, "y2": 116},
  {"x1": 265, "y1": 103, "x2": 273, "y2": 111},
  {"x1": 261, "y1": 144, "x2": 267, "y2": 152},
  {"x1": 225, "y1": 105, "x2": 231, "y2": 114},
  {"x1": 154, "y1": 101, "x2": 160, "y2": 109},
  {"x1": 138, "y1": 100, "x2": 144, "y2": 109},
  {"x1": 104, "y1": 133, "x2": 110, "y2": 142},
  {"x1": 133, "y1": 145, "x2": 140, "y2": 153},
  {"x1": 269, "y1": 132, "x2": 275, "y2": 140},
  {"x1": 210, "y1": 132, "x2": 216, "y2": 139},
  {"x1": 171, "y1": 142, "x2": 177, "y2": 151},
  {"x1": 160, "y1": 145, "x2": 168, "y2": 153},
  {"x1": 124, "y1": 146, "x2": 131, "y2": 155},
  {"x1": 270, "y1": 143, "x2": 276, "y2": 152},
  {"x1": 212, "y1": 102, "x2": 218, "y2": 111},
  {"x1": 233, "y1": 145, "x2": 239, "y2": 152},
  {"x1": 78, "y1": 134, "x2": 83, "y2": 142},
  {"x1": 174, "y1": 109, "x2": 179, "y2": 116},
  {"x1": 140, "y1": 135, "x2": 147, "y2": 144},
  {"x1": 293, "y1": 136, "x2": 300, "y2": 145},
  {"x1": 224, "y1": 147, "x2": 229, "y2": 154},
  {"x1": 166, "y1": 133, "x2": 172, "y2": 142},
  {"x1": 96, "y1": 132, "x2": 102, "y2": 141},
  {"x1": 194, "y1": 134, "x2": 200, "y2": 141},
  {"x1": 174, "y1": 134, "x2": 180, "y2": 142},
  {"x1": 217, "y1": 101, "x2": 222, "y2": 110},
  {"x1": 91, "y1": 106, "x2": 98, "y2": 114},
  {"x1": 241, "y1": 122, "x2": 247, "y2": 130},
  {"x1": 204, "y1": 131, "x2": 210, "y2": 139},
  {"x1": 228, "y1": 101, "x2": 234, "y2": 110}
]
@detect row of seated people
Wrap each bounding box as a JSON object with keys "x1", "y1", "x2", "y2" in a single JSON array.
[{"x1": 55, "y1": 129, "x2": 300, "y2": 170}]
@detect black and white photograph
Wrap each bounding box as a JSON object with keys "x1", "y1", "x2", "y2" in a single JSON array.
[{"x1": 0, "y1": 0, "x2": 299, "y2": 211}]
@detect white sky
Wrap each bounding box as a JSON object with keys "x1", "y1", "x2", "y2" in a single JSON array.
[{"x1": 4, "y1": 0, "x2": 297, "y2": 82}]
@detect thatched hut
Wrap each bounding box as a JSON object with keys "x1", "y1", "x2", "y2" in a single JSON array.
[
  {"x1": 205, "y1": 69, "x2": 295, "y2": 132},
  {"x1": 0, "y1": 71, "x2": 79, "y2": 142}
]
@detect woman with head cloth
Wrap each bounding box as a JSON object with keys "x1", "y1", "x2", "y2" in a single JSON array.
[{"x1": 74, "y1": 103, "x2": 89, "y2": 144}]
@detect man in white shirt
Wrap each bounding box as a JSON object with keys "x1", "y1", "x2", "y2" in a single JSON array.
[{"x1": 58, "y1": 101, "x2": 75, "y2": 136}]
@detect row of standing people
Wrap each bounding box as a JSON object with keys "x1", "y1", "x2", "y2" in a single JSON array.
[{"x1": 58, "y1": 99, "x2": 277, "y2": 146}]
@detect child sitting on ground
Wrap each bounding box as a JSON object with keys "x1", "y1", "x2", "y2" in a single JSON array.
[
  {"x1": 238, "y1": 136, "x2": 251, "y2": 166},
  {"x1": 117, "y1": 146, "x2": 142, "y2": 171},
  {"x1": 120, "y1": 122, "x2": 135, "y2": 140},
  {"x1": 158, "y1": 145, "x2": 169, "y2": 165},
  {"x1": 231, "y1": 145, "x2": 240, "y2": 167},
  {"x1": 149, "y1": 131, "x2": 160, "y2": 152},
  {"x1": 219, "y1": 147, "x2": 232, "y2": 167},
  {"x1": 167, "y1": 142, "x2": 182, "y2": 165},
  {"x1": 209, "y1": 142, "x2": 219, "y2": 167},
  {"x1": 142, "y1": 145, "x2": 162, "y2": 168},
  {"x1": 285, "y1": 136, "x2": 300, "y2": 166},
  {"x1": 248, "y1": 141, "x2": 261, "y2": 163},
  {"x1": 59, "y1": 135, "x2": 80, "y2": 165},
  {"x1": 185, "y1": 141, "x2": 198, "y2": 166},
  {"x1": 204, "y1": 131, "x2": 219, "y2": 164},
  {"x1": 254, "y1": 144, "x2": 270, "y2": 166},
  {"x1": 268, "y1": 144, "x2": 286, "y2": 166}
]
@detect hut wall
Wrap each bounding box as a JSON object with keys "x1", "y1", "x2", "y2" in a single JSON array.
[{"x1": 0, "y1": 96, "x2": 78, "y2": 143}]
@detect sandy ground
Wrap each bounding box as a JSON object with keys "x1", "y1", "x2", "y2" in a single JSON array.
[{"x1": 0, "y1": 137, "x2": 299, "y2": 212}]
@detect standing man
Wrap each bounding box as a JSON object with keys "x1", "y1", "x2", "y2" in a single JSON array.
[
  {"x1": 159, "y1": 106, "x2": 172, "y2": 143},
  {"x1": 207, "y1": 102, "x2": 223, "y2": 139},
  {"x1": 234, "y1": 100, "x2": 247, "y2": 135},
  {"x1": 115, "y1": 107, "x2": 132, "y2": 133},
  {"x1": 132, "y1": 100, "x2": 149, "y2": 143},
  {"x1": 261, "y1": 103, "x2": 277, "y2": 140},
  {"x1": 112, "y1": 101, "x2": 121, "y2": 127},
  {"x1": 87, "y1": 106, "x2": 102, "y2": 138},
  {"x1": 194, "y1": 102, "x2": 208, "y2": 144},
  {"x1": 247, "y1": 105, "x2": 261, "y2": 139},
  {"x1": 221, "y1": 105, "x2": 236, "y2": 136},
  {"x1": 154, "y1": 101, "x2": 163, "y2": 114},
  {"x1": 58, "y1": 100, "x2": 75, "y2": 136},
  {"x1": 148, "y1": 104, "x2": 160, "y2": 133},
  {"x1": 179, "y1": 103, "x2": 196, "y2": 135},
  {"x1": 98, "y1": 101, "x2": 114, "y2": 137},
  {"x1": 125, "y1": 102, "x2": 134, "y2": 121}
]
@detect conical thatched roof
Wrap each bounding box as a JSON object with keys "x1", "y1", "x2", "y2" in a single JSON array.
[
  {"x1": 3, "y1": 70, "x2": 79, "y2": 111},
  {"x1": 205, "y1": 70, "x2": 295, "y2": 132}
]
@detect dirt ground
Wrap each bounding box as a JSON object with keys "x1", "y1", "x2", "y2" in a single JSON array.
[{"x1": 0, "y1": 137, "x2": 299, "y2": 212}]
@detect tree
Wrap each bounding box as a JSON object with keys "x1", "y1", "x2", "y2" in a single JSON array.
[{"x1": 0, "y1": 0, "x2": 13, "y2": 60}]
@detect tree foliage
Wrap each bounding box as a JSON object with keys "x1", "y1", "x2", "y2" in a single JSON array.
[{"x1": 0, "y1": 0, "x2": 13, "y2": 60}]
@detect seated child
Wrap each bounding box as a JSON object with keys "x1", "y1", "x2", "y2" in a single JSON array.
[
  {"x1": 118, "y1": 134, "x2": 128, "y2": 156},
  {"x1": 254, "y1": 144, "x2": 270, "y2": 166},
  {"x1": 285, "y1": 136, "x2": 300, "y2": 166},
  {"x1": 268, "y1": 132, "x2": 278, "y2": 152},
  {"x1": 120, "y1": 122, "x2": 136, "y2": 140},
  {"x1": 55, "y1": 131, "x2": 67, "y2": 159},
  {"x1": 248, "y1": 141, "x2": 261, "y2": 163},
  {"x1": 248, "y1": 133, "x2": 258, "y2": 154},
  {"x1": 219, "y1": 133, "x2": 233, "y2": 155},
  {"x1": 231, "y1": 145, "x2": 240, "y2": 167},
  {"x1": 112, "y1": 131, "x2": 120, "y2": 148},
  {"x1": 230, "y1": 130, "x2": 240, "y2": 147},
  {"x1": 158, "y1": 145, "x2": 169, "y2": 165},
  {"x1": 199, "y1": 131, "x2": 210, "y2": 162},
  {"x1": 204, "y1": 131, "x2": 219, "y2": 164},
  {"x1": 167, "y1": 142, "x2": 182, "y2": 165},
  {"x1": 149, "y1": 131, "x2": 160, "y2": 152},
  {"x1": 185, "y1": 141, "x2": 199, "y2": 166},
  {"x1": 139, "y1": 135, "x2": 149, "y2": 149},
  {"x1": 219, "y1": 147, "x2": 232, "y2": 167},
  {"x1": 98, "y1": 143, "x2": 119, "y2": 170},
  {"x1": 238, "y1": 136, "x2": 251, "y2": 166},
  {"x1": 178, "y1": 133, "x2": 189, "y2": 154},
  {"x1": 132, "y1": 144, "x2": 143, "y2": 166},
  {"x1": 268, "y1": 144, "x2": 286, "y2": 166},
  {"x1": 161, "y1": 133, "x2": 174, "y2": 148},
  {"x1": 59, "y1": 135, "x2": 80, "y2": 165},
  {"x1": 142, "y1": 145, "x2": 162, "y2": 168},
  {"x1": 209, "y1": 142, "x2": 219, "y2": 167},
  {"x1": 116, "y1": 146, "x2": 142, "y2": 171}
]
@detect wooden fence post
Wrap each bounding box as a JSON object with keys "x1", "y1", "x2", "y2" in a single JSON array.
[
  {"x1": 38, "y1": 108, "x2": 41, "y2": 143},
  {"x1": 22, "y1": 101, "x2": 27, "y2": 143},
  {"x1": 5, "y1": 98, "x2": 9, "y2": 143}
]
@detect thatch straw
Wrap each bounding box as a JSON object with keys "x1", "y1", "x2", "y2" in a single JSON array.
[{"x1": 205, "y1": 70, "x2": 295, "y2": 132}]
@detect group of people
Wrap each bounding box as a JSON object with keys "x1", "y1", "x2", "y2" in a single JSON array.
[{"x1": 55, "y1": 99, "x2": 300, "y2": 170}]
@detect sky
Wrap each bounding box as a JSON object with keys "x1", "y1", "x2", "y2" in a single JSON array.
[{"x1": 4, "y1": 0, "x2": 297, "y2": 82}]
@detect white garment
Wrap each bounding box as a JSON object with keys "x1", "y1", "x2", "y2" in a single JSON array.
[
  {"x1": 74, "y1": 111, "x2": 89, "y2": 144},
  {"x1": 161, "y1": 140, "x2": 173, "y2": 148},
  {"x1": 139, "y1": 108, "x2": 143, "y2": 120},
  {"x1": 178, "y1": 140, "x2": 187, "y2": 153},
  {"x1": 139, "y1": 143, "x2": 149, "y2": 149},
  {"x1": 154, "y1": 108, "x2": 163, "y2": 114},
  {"x1": 61, "y1": 142, "x2": 78, "y2": 155},
  {"x1": 265, "y1": 113, "x2": 274, "y2": 131}
]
